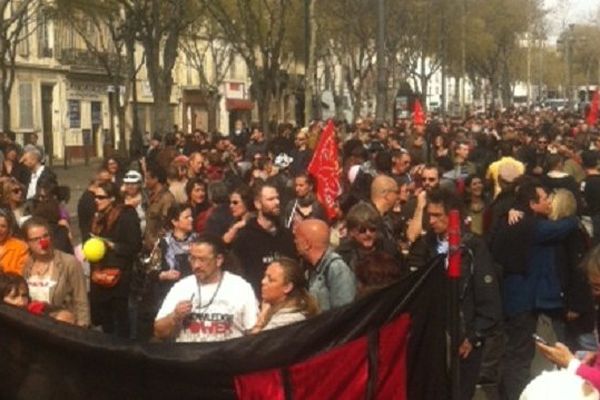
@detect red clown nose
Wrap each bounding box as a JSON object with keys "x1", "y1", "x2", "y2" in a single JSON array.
[{"x1": 39, "y1": 238, "x2": 50, "y2": 250}]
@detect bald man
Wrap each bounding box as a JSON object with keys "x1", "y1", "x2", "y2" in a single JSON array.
[
  {"x1": 370, "y1": 175, "x2": 399, "y2": 216},
  {"x1": 294, "y1": 219, "x2": 356, "y2": 311},
  {"x1": 368, "y1": 175, "x2": 402, "y2": 262}
]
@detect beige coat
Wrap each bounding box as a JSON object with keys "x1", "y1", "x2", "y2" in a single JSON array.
[{"x1": 23, "y1": 250, "x2": 90, "y2": 327}]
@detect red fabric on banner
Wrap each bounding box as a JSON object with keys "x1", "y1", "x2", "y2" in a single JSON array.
[
  {"x1": 375, "y1": 314, "x2": 411, "y2": 399},
  {"x1": 307, "y1": 120, "x2": 341, "y2": 220},
  {"x1": 234, "y1": 369, "x2": 285, "y2": 400},
  {"x1": 289, "y1": 335, "x2": 368, "y2": 399},
  {"x1": 234, "y1": 314, "x2": 411, "y2": 400},
  {"x1": 587, "y1": 91, "x2": 599, "y2": 126},
  {"x1": 413, "y1": 99, "x2": 425, "y2": 126}
]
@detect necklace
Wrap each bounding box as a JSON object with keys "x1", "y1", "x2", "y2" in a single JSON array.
[
  {"x1": 196, "y1": 272, "x2": 224, "y2": 310},
  {"x1": 32, "y1": 260, "x2": 53, "y2": 277}
]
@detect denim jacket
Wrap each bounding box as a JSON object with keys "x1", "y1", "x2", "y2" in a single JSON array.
[{"x1": 307, "y1": 248, "x2": 356, "y2": 311}]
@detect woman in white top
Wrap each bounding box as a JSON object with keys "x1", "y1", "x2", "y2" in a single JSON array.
[{"x1": 252, "y1": 257, "x2": 319, "y2": 333}]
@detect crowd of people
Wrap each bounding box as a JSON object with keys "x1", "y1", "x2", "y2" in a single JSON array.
[{"x1": 1, "y1": 111, "x2": 600, "y2": 399}]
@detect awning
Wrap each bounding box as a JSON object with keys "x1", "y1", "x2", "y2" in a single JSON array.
[{"x1": 226, "y1": 98, "x2": 254, "y2": 111}]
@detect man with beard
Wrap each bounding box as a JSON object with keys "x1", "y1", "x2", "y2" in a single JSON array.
[
  {"x1": 282, "y1": 173, "x2": 327, "y2": 228},
  {"x1": 425, "y1": 188, "x2": 501, "y2": 400},
  {"x1": 232, "y1": 183, "x2": 296, "y2": 296},
  {"x1": 405, "y1": 165, "x2": 442, "y2": 271}
]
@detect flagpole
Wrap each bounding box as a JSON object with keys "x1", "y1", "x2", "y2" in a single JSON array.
[{"x1": 448, "y1": 210, "x2": 462, "y2": 400}]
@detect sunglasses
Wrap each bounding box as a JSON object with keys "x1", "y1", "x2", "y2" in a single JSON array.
[
  {"x1": 94, "y1": 194, "x2": 110, "y2": 200},
  {"x1": 358, "y1": 225, "x2": 377, "y2": 234}
]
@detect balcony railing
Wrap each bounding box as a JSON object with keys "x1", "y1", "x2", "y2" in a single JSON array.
[{"x1": 57, "y1": 48, "x2": 121, "y2": 72}]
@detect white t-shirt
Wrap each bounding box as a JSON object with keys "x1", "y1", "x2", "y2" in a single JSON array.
[
  {"x1": 27, "y1": 275, "x2": 56, "y2": 303},
  {"x1": 156, "y1": 271, "x2": 258, "y2": 343}
]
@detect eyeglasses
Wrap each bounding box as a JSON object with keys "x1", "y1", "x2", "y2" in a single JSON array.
[
  {"x1": 28, "y1": 233, "x2": 49, "y2": 242},
  {"x1": 358, "y1": 225, "x2": 377, "y2": 234},
  {"x1": 94, "y1": 194, "x2": 110, "y2": 200},
  {"x1": 189, "y1": 255, "x2": 214, "y2": 265}
]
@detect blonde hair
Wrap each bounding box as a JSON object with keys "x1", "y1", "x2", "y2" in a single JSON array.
[
  {"x1": 549, "y1": 189, "x2": 576, "y2": 220},
  {"x1": 0, "y1": 178, "x2": 24, "y2": 206}
]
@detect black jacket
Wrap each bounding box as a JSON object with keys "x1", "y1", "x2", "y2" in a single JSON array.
[
  {"x1": 555, "y1": 225, "x2": 596, "y2": 334},
  {"x1": 24, "y1": 165, "x2": 57, "y2": 192},
  {"x1": 90, "y1": 206, "x2": 143, "y2": 300},
  {"x1": 232, "y1": 217, "x2": 296, "y2": 296},
  {"x1": 427, "y1": 232, "x2": 502, "y2": 343},
  {"x1": 77, "y1": 189, "x2": 96, "y2": 242}
]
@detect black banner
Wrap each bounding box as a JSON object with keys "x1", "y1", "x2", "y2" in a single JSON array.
[{"x1": 0, "y1": 258, "x2": 448, "y2": 400}]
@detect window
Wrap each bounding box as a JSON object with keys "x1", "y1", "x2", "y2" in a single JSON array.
[
  {"x1": 91, "y1": 102, "x2": 102, "y2": 125},
  {"x1": 37, "y1": 10, "x2": 51, "y2": 58},
  {"x1": 19, "y1": 83, "x2": 33, "y2": 129},
  {"x1": 13, "y1": 0, "x2": 29, "y2": 57},
  {"x1": 68, "y1": 100, "x2": 81, "y2": 128}
]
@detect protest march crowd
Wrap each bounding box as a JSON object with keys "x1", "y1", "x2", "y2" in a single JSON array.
[{"x1": 2, "y1": 102, "x2": 600, "y2": 399}]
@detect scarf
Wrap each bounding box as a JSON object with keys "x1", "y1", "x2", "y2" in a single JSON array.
[{"x1": 91, "y1": 204, "x2": 124, "y2": 236}]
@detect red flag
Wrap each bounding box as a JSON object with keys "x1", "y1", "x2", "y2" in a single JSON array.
[
  {"x1": 413, "y1": 99, "x2": 425, "y2": 126},
  {"x1": 235, "y1": 314, "x2": 411, "y2": 399},
  {"x1": 307, "y1": 120, "x2": 340, "y2": 220},
  {"x1": 587, "y1": 90, "x2": 599, "y2": 125}
]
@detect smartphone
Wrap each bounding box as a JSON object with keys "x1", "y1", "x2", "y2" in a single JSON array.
[{"x1": 532, "y1": 334, "x2": 549, "y2": 345}]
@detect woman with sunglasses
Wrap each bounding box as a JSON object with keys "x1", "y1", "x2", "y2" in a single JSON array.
[
  {"x1": 222, "y1": 185, "x2": 254, "y2": 245},
  {"x1": 337, "y1": 202, "x2": 396, "y2": 272},
  {"x1": 90, "y1": 181, "x2": 142, "y2": 338},
  {"x1": 0, "y1": 209, "x2": 28, "y2": 275},
  {"x1": 21, "y1": 217, "x2": 90, "y2": 327},
  {"x1": 0, "y1": 178, "x2": 26, "y2": 225}
]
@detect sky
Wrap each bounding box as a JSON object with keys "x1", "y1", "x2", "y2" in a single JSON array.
[{"x1": 544, "y1": 0, "x2": 598, "y2": 36}]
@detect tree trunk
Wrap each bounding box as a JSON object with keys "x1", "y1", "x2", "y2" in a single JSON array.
[
  {"x1": 253, "y1": 77, "x2": 272, "y2": 137},
  {"x1": 128, "y1": 39, "x2": 143, "y2": 158},
  {"x1": 304, "y1": 0, "x2": 316, "y2": 125},
  {"x1": 153, "y1": 90, "x2": 170, "y2": 136},
  {"x1": 375, "y1": 0, "x2": 387, "y2": 123},
  {"x1": 207, "y1": 94, "x2": 220, "y2": 134},
  {"x1": 490, "y1": 78, "x2": 498, "y2": 111},
  {"x1": 352, "y1": 87, "x2": 363, "y2": 121},
  {"x1": 117, "y1": 106, "x2": 127, "y2": 154},
  {"x1": 1, "y1": 88, "x2": 10, "y2": 132},
  {"x1": 420, "y1": 75, "x2": 429, "y2": 111}
]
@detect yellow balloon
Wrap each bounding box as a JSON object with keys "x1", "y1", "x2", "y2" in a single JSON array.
[{"x1": 83, "y1": 238, "x2": 106, "y2": 263}]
